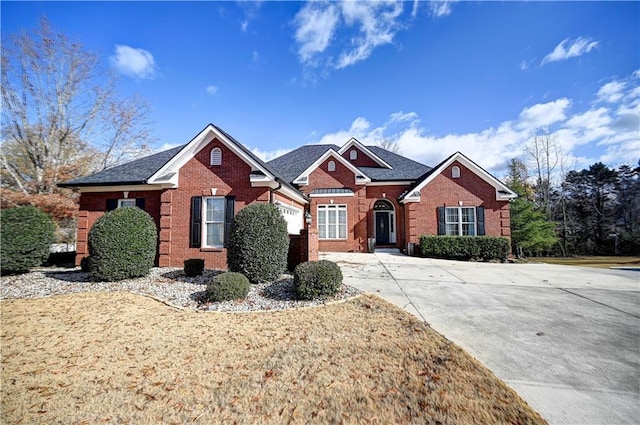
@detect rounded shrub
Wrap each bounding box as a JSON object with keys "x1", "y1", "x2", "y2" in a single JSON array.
[
  {"x1": 294, "y1": 260, "x2": 343, "y2": 300},
  {"x1": 227, "y1": 203, "x2": 289, "y2": 283},
  {"x1": 88, "y1": 207, "x2": 157, "y2": 281},
  {"x1": 184, "y1": 258, "x2": 205, "y2": 277},
  {"x1": 206, "y1": 272, "x2": 250, "y2": 302},
  {"x1": 80, "y1": 256, "x2": 92, "y2": 272},
  {"x1": 1, "y1": 206, "x2": 55, "y2": 274}
]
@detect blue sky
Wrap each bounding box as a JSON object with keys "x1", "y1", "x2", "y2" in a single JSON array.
[{"x1": 2, "y1": 1, "x2": 639, "y2": 178}]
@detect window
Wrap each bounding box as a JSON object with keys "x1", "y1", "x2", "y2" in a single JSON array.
[
  {"x1": 317, "y1": 205, "x2": 347, "y2": 239},
  {"x1": 452, "y1": 166, "x2": 460, "y2": 178},
  {"x1": 203, "y1": 197, "x2": 225, "y2": 247},
  {"x1": 350, "y1": 150, "x2": 357, "y2": 160},
  {"x1": 210, "y1": 148, "x2": 222, "y2": 166},
  {"x1": 327, "y1": 160, "x2": 336, "y2": 172},
  {"x1": 118, "y1": 199, "x2": 136, "y2": 208},
  {"x1": 445, "y1": 206, "x2": 476, "y2": 236}
]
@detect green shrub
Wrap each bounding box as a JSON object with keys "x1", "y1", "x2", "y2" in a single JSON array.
[
  {"x1": 206, "y1": 272, "x2": 250, "y2": 302},
  {"x1": 419, "y1": 236, "x2": 510, "y2": 262},
  {"x1": 294, "y1": 260, "x2": 343, "y2": 300},
  {"x1": 1, "y1": 206, "x2": 56, "y2": 274},
  {"x1": 88, "y1": 207, "x2": 157, "y2": 281},
  {"x1": 184, "y1": 258, "x2": 205, "y2": 277},
  {"x1": 80, "y1": 256, "x2": 92, "y2": 272},
  {"x1": 227, "y1": 203, "x2": 289, "y2": 283}
]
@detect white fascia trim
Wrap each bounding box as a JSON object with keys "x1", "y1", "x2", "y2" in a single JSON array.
[
  {"x1": 292, "y1": 148, "x2": 371, "y2": 185},
  {"x1": 78, "y1": 184, "x2": 166, "y2": 193},
  {"x1": 309, "y1": 192, "x2": 354, "y2": 198},
  {"x1": 277, "y1": 184, "x2": 309, "y2": 205},
  {"x1": 400, "y1": 152, "x2": 518, "y2": 204},
  {"x1": 337, "y1": 137, "x2": 392, "y2": 169},
  {"x1": 367, "y1": 181, "x2": 413, "y2": 186},
  {"x1": 147, "y1": 124, "x2": 276, "y2": 186}
]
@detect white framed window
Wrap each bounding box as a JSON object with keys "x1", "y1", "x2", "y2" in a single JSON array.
[
  {"x1": 210, "y1": 148, "x2": 222, "y2": 166},
  {"x1": 327, "y1": 160, "x2": 336, "y2": 172},
  {"x1": 118, "y1": 199, "x2": 136, "y2": 208},
  {"x1": 317, "y1": 204, "x2": 347, "y2": 239},
  {"x1": 203, "y1": 197, "x2": 225, "y2": 247},
  {"x1": 445, "y1": 206, "x2": 476, "y2": 236},
  {"x1": 452, "y1": 166, "x2": 460, "y2": 178},
  {"x1": 350, "y1": 150, "x2": 357, "y2": 160}
]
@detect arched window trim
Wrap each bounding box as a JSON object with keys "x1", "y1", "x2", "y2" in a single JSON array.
[
  {"x1": 350, "y1": 150, "x2": 358, "y2": 160},
  {"x1": 452, "y1": 165, "x2": 460, "y2": 178},
  {"x1": 210, "y1": 148, "x2": 222, "y2": 166},
  {"x1": 328, "y1": 160, "x2": 336, "y2": 172}
]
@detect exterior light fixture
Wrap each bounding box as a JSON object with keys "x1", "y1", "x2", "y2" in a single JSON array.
[{"x1": 305, "y1": 211, "x2": 312, "y2": 225}]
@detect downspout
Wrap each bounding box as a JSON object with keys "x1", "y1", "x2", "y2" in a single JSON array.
[{"x1": 269, "y1": 179, "x2": 282, "y2": 203}]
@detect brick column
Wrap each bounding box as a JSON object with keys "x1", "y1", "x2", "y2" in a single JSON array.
[
  {"x1": 158, "y1": 190, "x2": 173, "y2": 267},
  {"x1": 75, "y1": 210, "x2": 89, "y2": 266},
  {"x1": 307, "y1": 228, "x2": 319, "y2": 261},
  {"x1": 500, "y1": 208, "x2": 511, "y2": 237}
]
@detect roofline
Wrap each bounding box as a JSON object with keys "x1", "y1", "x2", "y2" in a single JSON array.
[
  {"x1": 58, "y1": 180, "x2": 148, "y2": 188},
  {"x1": 399, "y1": 151, "x2": 518, "y2": 203},
  {"x1": 338, "y1": 137, "x2": 392, "y2": 169},
  {"x1": 292, "y1": 148, "x2": 371, "y2": 185}
]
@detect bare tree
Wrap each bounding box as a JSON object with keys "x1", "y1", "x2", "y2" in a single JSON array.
[
  {"x1": 376, "y1": 138, "x2": 401, "y2": 153},
  {"x1": 1, "y1": 17, "x2": 153, "y2": 194},
  {"x1": 523, "y1": 128, "x2": 559, "y2": 215}
]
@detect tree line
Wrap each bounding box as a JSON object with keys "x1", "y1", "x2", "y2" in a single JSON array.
[{"x1": 507, "y1": 130, "x2": 639, "y2": 257}]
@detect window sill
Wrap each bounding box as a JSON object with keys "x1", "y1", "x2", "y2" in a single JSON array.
[{"x1": 200, "y1": 247, "x2": 224, "y2": 252}]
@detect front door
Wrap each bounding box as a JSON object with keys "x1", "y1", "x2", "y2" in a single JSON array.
[{"x1": 375, "y1": 212, "x2": 390, "y2": 245}]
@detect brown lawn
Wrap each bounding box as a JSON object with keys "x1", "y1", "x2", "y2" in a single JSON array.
[
  {"x1": 1, "y1": 292, "x2": 546, "y2": 424},
  {"x1": 531, "y1": 256, "x2": 640, "y2": 269}
]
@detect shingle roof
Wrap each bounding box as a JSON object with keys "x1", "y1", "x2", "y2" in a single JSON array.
[
  {"x1": 266, "y1": 145, "x2": 337, "y2": 183},
  {"x1": 59, "y1": 145, "x2": 186, "y2": 187},
  {"x1": 266, "y1": 144, "x2": 431, "y2": 183},
  {"x1": 310, "y1": 188, "x2": 354, "y2": 195}
]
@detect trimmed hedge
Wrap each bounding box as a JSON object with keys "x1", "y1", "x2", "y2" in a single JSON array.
[
  {"x1": 294, "y1": 260, "x2": 343, "y2": 300},
  {"x1": 0, "y1": 206, "x2": 55, "y2": 274},
  {"x1": 184, "y1": 259, "x2": 204, "y2": 277},
  {"x1": 88, "y1": 207, "x2": 157, "y2": 281},
  {"x1": 206, "y1": 272, "x2": 250, "y2": 302},
  {"x1": 419, "y1": 236, "x2": 510, "y2": 262},
  {"x1": 227, "y1": 203, "x2": 289, "y2": 283}
]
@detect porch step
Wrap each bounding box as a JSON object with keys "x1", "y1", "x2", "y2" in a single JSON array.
[{"x1": 374, "y1": 248, "x2": 400, "y2": 254}]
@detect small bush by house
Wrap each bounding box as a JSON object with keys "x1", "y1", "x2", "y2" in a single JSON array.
[
  {"x1": 206, "y1": 272, "x2": 250, "y2": 302},
  {"x1": 227, "y1": 203, "x2": 289, "y2": 283},
  {"x1": 80, "y1": 256, "x2": 92, "y2": 272},
  {"x1": 419, "y1": 236, "x2": 510, "y2": 262},
  {"x1": 0, "y1": 206, "x2": 56, "y2": 274},
  {"x1": 294, "y1": 260, "x2": 343, "y2": 300},
  {"x1": 184, "y1": 259, "x2": 204, "y2": 277},
  {"x1": 88, "y1": 207, "x2": 157, "y2": 281}
]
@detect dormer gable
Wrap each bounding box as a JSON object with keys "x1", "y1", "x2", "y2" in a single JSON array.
[
  {"x1": 292, "y1": 148, "x2": 371, "y2": 186},
  {"x1": 338, "y1": 138, "x2": 392, "y2": 169}
]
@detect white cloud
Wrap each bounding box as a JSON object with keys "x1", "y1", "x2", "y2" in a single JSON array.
[
  {"x1": 110, "y1": 45, "x2": 157, "y2": 79},
  {"x1": 251, "y1": 147, "x2": 292, "y2": 162},
  {"x1": 518, "y1": 98, "x2": 571, "y2": 130},
  {"x1": 294, "y1": 2, "x2": 340, "y2": 64},
  {"x1": 307, "y1": 70, "x2": 639, "y2": 176},
  {"x1": 541, "y1": 37, "x2": 599, "y2": 65},
  {"x1": 205, "y1": 85, "x2": 218, "y2": 95},
  {"x1": 429, "y1": 0, "x2": 457, "y2": 18},
  {"x1": 293, "y1": 1, "x2": 405, "y2": 72},
  {"x1": 597, "y1": 81, "x2": 626, "y2": 103},
  {"x1": 252, "y1": 50, "x2": 259, "y2": 63}
]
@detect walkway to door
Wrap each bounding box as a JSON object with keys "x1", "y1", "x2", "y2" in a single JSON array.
[{"x1": 322, "y1": 251, "x2": 640, "y2": 425}]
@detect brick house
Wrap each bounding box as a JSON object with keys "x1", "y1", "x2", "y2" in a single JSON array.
[{"x1": 61, "y1": 123, "x2": 516, "y2": 268}]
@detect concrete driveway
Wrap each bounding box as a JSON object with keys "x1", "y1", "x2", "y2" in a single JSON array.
[{"x1": 321, "y1": 251, "x2": 640, "y2": 425}]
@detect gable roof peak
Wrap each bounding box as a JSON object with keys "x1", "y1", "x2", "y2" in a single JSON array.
[{"x1": 338, "y1": 138, "x2": 392, "y2": 169}]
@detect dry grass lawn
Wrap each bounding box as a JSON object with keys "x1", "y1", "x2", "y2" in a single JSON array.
[
  {"x1": 531, "y1": 256, "x2": 640, "y2": 269},
  {"x1": 1, "y1": 292, "x2": 546, "y2": 424}
]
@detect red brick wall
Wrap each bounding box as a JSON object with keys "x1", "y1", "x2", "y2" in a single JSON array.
[
  {"x1": 163, "y1": 138, "x2": 271, "y2": 269},
  {"x1": 342, "y1": 147, "x2": 379, "y2": 168},
  {"x1": 75, "y1": 190, "x2": 162, "y2": 265},
  {"x1": 406, "y1": 161, "x2": 510, "y2": 244}
]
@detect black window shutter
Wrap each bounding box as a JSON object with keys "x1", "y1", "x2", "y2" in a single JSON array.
[
  {"x1": 190, "y1": 196, "x2": 202, "y2": 248},
  {"x1": 476, "y1": 206, "x2": 486, "y2": 236},
  {"x1": 224, "y1": 196, "x2": 235, "y2": 248},
  {"x1": 437, "y1": 206, "x2": 445, "y2": 235},
  {"x1": 135, "y1": 198, "x2": 145, "y2": 211},
  {"x1": 106, "y1": 199, "x2": 117, "y2": 211}
]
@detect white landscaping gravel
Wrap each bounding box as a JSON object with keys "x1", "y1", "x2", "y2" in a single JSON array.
[{"x1": 0, "y1": 267, "x2": 362, "y2": 312}]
